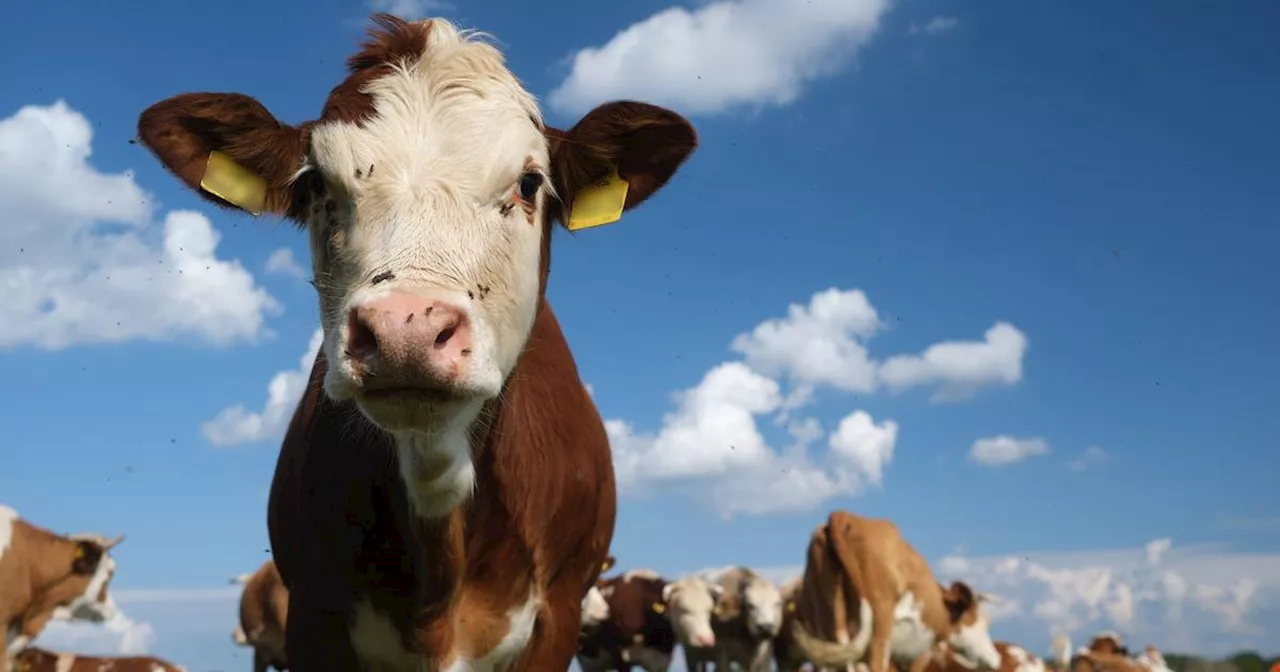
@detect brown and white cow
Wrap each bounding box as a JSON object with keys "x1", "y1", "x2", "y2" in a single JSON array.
[
  {"x1": 660, "y1": 574, "x2": 722, "y2": 670},
  {"x1": 10, "y1": 647, "x2": 185, "y2": 672},
  {"x1": 577, "y1": 570, "x2": 676, "y2": 672},
  {"x1": 136, "y1": 13, "x2": 695, "y2": 671},
  {"x1": 916, "y1": 641, "x2": 1047, "y2": 672},
  {"x1": 230, "y1": 559, "x2": 289, "y2": 672},
  {"x1": 1, "y1": 507, "x2": 124, "y2": 672},
  {"x1": 780, "y1": 511, "x2": 1002, "y2": 672},
  {"x1": 691, "y1": 566, "x2": 783, "y2": 672}
]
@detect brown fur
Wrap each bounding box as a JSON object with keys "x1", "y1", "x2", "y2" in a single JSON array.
[
  {"x1": 782, "y1": 511, "x2": 986, "y2": 672},
  {"x1": 11, "y1": 647, "x2": 183, "y2": 672},
  {"x1": 916, "y1": 641, "x2": 1044, "y2": 672},
  {"x1": 576, "y1": 572, "x2": 675, "y2": 672},
  {"x1": 136, "y1": 12, "x2": 695, "y2": 668},
  {"x1": 234, "y1": 560, "x2": 289, "y2": 672},
  {"x1": 0, "y1": 517, "x2": 119, "y2": 672},
  {"x1": 1072, "y1": 652, "x2": 1146, "y2": 672}
]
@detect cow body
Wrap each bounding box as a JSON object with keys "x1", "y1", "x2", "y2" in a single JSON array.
[
  {"x1": 780, "y1": 511, "x2": 1001, "y2": 672},
  {"x1": 137, "y1": 13, "x2": 695, "y2": 671},
  {"x1": 231, "y1": 560, "x2": 289, "y2": 671},
  {"x1": 1, "y1": 507, "x2": 124, "y2": 672},
  {"x1": 576, "y1": 571, "x2": 676, "y2": 672},
  {"x1": 918, "y1": 642, "x2": 1047, "y2": 672},
  {"x1": 697, "y1": 566, "x2": 781, "y2": 672},
  {"x1": 11, "y1": 647, "x2": 184, "y2": 672}
]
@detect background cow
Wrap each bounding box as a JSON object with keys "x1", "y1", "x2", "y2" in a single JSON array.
[
  {"x1": 660, "y1": 574, "x2": 721, "y2": 671},
  {"x1": 695, "y1": 566, "x2": 782, "y2": 672},
  {"x1": 11, "y1": 647, "x2": 185, "y2": 672},
  {"x1": 231, "y1": 559, "x2": 289, "y2": 671},
  {"x1": 136, "y1": 11, "x2": 694, "y2": 671},
  {"x1": 1, "y1": 506, "x2": 124, "y2": 671},
  {"x1": 783, "y1": 510, "x2": 1001, "y2": 672},
  {"x1": 577, "y1": 570, "x2": 676, "y2": 672}
]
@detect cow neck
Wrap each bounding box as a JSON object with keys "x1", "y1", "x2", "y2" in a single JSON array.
[
  {"x1": 914, "y1": 581, "x2": 956, "y2": 638},
  {"x1": 17, "y1": 522, "x2": 79, "y2": 590}
]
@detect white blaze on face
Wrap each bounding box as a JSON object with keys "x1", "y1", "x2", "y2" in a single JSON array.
[
  {"x1": 662, "y1": 577, "x2": 721, "y2": 649},
  {"x1": 743, "y1": 577, "x2": 783, "y2": 637},
  {"x1": 64, "y1": 553, "x2": 119, "y2": 622},
  {"x1": 948, "y1": 605, "x2": 1001, "y2": 670},
  {"x1": 581, "y1": 585, "x2": 611, "y2": 628}
]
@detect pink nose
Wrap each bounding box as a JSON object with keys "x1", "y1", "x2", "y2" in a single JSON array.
[
  {"x1": 345, "y1": 292, "x2": 473, "y2": 391},
  {"x1": 692, "y1": 633, "x2": 715, "y2": 648}
]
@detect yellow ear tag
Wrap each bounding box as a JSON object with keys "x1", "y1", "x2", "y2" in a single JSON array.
[
  {"x1": 568, "y1": 167, "x2": 629, "y2": 231},
  {"x1": 651, "y1": 602, "x2": 666, "y2": 614},
  {"x1": 200, "y1": 150, "x2": 267, "y2": 216},
  {"x1": 74, "y1": 545, "x2": 85, "y2": 559},
  {"x1": 601, "y1": 561, "x2": 611, "y2": 572},
  {"x1": 786, "y1": 601, "x2": 796, "y2": 613}
]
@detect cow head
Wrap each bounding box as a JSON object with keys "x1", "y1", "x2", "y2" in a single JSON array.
[
  {"x1": 580, "y1": 583, "x2": 611, "y2": 632},
  {"x1": 136, "y1": 14, "x2": 696, "y2": 516},
  {"x1": 51, "y1": 534, "x2": 125, "y2": 624},
  {"x1": 661, "y1": 576, "x2": 722, "y2": 650},
  {"x1": 741, "y1": 574, "x2": 784, "y2": 638},
  {"x1": 941, "y1": 581, "x2": 1001, "y2": 669}
]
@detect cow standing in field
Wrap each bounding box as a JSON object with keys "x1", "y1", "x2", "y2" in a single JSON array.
[
  {"x1": 691, "y1": 566, "x2": 783, "y2": 672},
  {"x1": 231, "y1": 560, "x2": 289, "y2": 671},
  {"x1": 779, "y1": 511, "x2": 1002, "y2": 672},
  {"x1": 577, "y1": 570, "x2": 676, "y2": 672},
  {"x1": 10, "y1": 646, "x2": 185, "y2": 672},
  {"x1": 660, "y1": 575, "x2": 721, "y2": 671},
  {"x1": 1, "y1": 506, "x2": 124, "y2": 672},
  {"x1": 137, "y1": 12, "x2": 696, "y2": 671}
]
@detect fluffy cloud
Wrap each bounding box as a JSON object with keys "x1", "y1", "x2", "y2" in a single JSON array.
[
  {"x1": 1067, "y1": 446, "x2": 1110, "y2": 472},
  {"x1": 879, "y1": 321, "x2": 1028, "y2": 402},
  {"x1": 264, "y1": 247, "x2": 308, "y2": 281},
  {"x1": 547, "y1": 0, "x2": 891, "y2": 116},
  {"x1": 202, "y1": 328, "x2": 324, "y2": 447},
  {"x1": 908, "y1": 16, "x2": 959, "y2": 36},
  {"x1": 932, "y1": 539, "x2": 1280, "y2": 656},
  {"x1": 968, "y1": 435, "x2": 1050, "y2": 467},
  {"x1": 0, "y1": 100, "x2": 280, "y2": 350},
  {"x1": 602, "y1": 286, "x2": 1028, "y2": 514},
  {"x1": 37, "y1": 613, "x2": 156, "y2": 656}
]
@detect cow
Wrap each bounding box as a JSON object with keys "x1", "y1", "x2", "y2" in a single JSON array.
[
  {"x1": 1, "y1": 507, "x2": 124, "y2": 672},
  {"x1": 135, "y1": 13, "x2": 696, "y2": 670},
  {"x1": 579, "y1": 556, "x2": 618, "y2": 639},
  {"x1": 1085, "y1": 633, "x2": 1127, "y2": 657},
  {"x1": 692, "y1": 566, "x2": 783, "y2": 672},
  {"x1": 10, "y1": 647, "x2": 185, "y2": 672},
  {"x1": 577, "y1": 570, "x2": 676, "y2": 672},
  {"x1": 659, "y1": 575, "x2": 721, "y2": 671},
  {"x1": 779, "y1": 510, "x2": 1002, "y2": 672},
  {"x1": 230, "y1": 560, "x2": 289, "y2": 671}
]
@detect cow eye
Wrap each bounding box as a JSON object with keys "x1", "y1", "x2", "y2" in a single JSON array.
[{"x1": 518, "y1": 172, "x2": 543, "y2": 202}]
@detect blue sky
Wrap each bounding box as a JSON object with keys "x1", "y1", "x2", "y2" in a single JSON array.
[{"x1": 2, "y1": 0, "x2": 1278, "y2": 668}]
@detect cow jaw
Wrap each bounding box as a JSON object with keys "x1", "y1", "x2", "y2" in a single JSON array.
[{"x1": 948, "y1": 610, "x2": 1001, "y2": 670}]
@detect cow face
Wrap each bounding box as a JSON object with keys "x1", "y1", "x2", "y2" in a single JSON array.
[
  {"x1": 52, "y1": 535, "x2": 124, "y2": 623},
  {"x1": 742, "y1": 576, "x2": 784, "y2": 638},
  {"x1": 136, "y1": 15, "x2": 696, "y2": 508},
  {"x1": 661, "y1": 576, "x2": 722, "y2": 649},
  {"x1": 942, "y1": 581, "x2": 1001, "y2": 669},
  {"x1": 580, "y1": 584, "x2": 611, "y2": 631}
]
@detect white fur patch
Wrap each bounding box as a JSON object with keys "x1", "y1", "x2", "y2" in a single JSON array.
[
  {"x1": 0, "y1": 505, "x2": 17, "y2": 561},
  {"x1": 623, "y1": 569, "x2": 661, "y2": 582},
  {"x1": 889, "y1": 591, "x2": 936, "y2": 662},
  {"x1": 55, "y1": 653, "x2": 75, "y2": 672},
  {"x1": 948, "y1": 607, "x2": 1001, "y2": 670},
  {"x1": 445, "y1": 593, "x2": 540, "y2": 671},
  {"x1": 396, "y1": 422, "x2": 480, "y2": 519},
  {"x1": 6, "y1": 634, "x2": 30, "y2": 656},
  {"x1": 581, "y1": 585, "x2": 610, "y2": 627}
]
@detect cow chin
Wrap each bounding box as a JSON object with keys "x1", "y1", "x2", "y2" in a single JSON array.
[{"x1": 950, "y1": 621, "x2": 1001, "y2": 670}]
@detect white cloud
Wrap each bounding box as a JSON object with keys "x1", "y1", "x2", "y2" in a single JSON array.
[
  {"x1": 368, "y1": 0, "x2": 451, "y2": 19},
  {"x1": 908, "y1": 15, "x2": 959, "y2": 36},
  {"x1": 879, "y1": 322, "x2": 1028, "y2": 402},
  {"x1": 264, "y1": 247, "x2": 308, "y2": 281},
  {"x1": 968, "y1": 435, "x2": 1050, "y2": 467},
  {"x1": 931, "y1": 540, "x2": 1280, "y2": 656},
  {"x1": 201, "y1": 328, "x2": 324, "y2": 447},
  {"x1": 1067, "y1": 445, "x2": 1109, "y2": 472},
  {"x1": 37, "y1": 613, "x2": 156, "y2": 656},
  {"x1": 0, "y1": 100, "x2": 280, "y2": 351},
  {"x1": 606, "y1": 362, "x2": 897, "y2": 518},
  {"x1": 732, "y1": 288, "x2": 883, "y2": 393},
  {"x1": 547, "y1": 0, "x2": 891, "y2": 116}
]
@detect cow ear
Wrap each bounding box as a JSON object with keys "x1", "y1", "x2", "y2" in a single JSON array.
[
  {"x1": 137, "y1": 92, "x2": 309, "y2": 219},
  {"x1": 547, "y1": 101, "x2": 697, "y2": 232},
  {"x1": 71, "y1": 541, "x2": 104, "y2": 575},
  {"x1": 601, "y1": 555, "x2": 617, "y2": 573},
  {"x1": 943, "y1": 581, "x2": 976, "y2": 622}
]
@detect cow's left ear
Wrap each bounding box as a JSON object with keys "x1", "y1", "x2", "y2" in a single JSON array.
[
  {"x1": 942, "y1": 580, "x2": 977, "y2": 622},
  {"x1": 547, "y1": 101, "x2": 697, "y2": 231},
  {"x1": 71, "y1": 541, "x2": 104, "y2": 575}
]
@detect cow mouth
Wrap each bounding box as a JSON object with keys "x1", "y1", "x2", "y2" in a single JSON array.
[{"x1": 360, "y1": 387, "x2": 461, "y2": 404}]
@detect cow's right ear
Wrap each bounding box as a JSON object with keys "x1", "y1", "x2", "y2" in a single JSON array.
[
  {"x1": 137, "y1": 93, "x2": 309, "y2": 218},
  {"x1": 601, "y1": 555, "x2": 617, "y2": 574},
  {"x1": 942, "y1": 580, "x2": 977, "y2": 622},
  {"x1": 71, "y1": 541, "x2": 104, "y2": 575}
]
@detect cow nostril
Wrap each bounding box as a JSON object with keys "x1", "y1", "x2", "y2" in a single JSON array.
[
  {"x1": 434, "y1": 324, "x2": 457, "y2": 348},
  {"x1": 347, "y1": 310, "x2": 379, "y2": 361}
]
